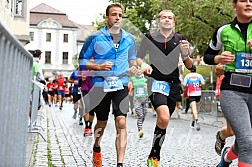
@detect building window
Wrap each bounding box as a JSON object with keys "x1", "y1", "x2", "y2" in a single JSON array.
[
  {"x1": 63, "y1": 52, "x2": 68, "y2": 64},
  {"x1": 29, "y1": 32, "x2": 34, "y2": 41},
  {"x1": 6, "y1": 0, "x2": 11, "y2": 9},
  {"x1": 45, "y1": 51, "x2": 51, "y2": 64},
  {"x1": 63, "y1": 34, "x2": 68, "y2": 43},
  {"x1": 46, "y1": 33, "x2": 51, "y2": 42},
  {"x1": 14, "y1": 0, "x2": 23, "y2": 16}
]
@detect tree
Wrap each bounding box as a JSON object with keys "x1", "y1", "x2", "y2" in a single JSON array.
[
  {"x1": 161, "y1": 0, "x2": 234, "y2": 56},
  {"x1": 111, "y1": 0, "x2": 161, "y2": 33},
  {"x1": 92, "y1": 13, "x2": 106, "y2": 30},
  {"x1": 109, "y1": 0, "x2": 235, "y2": 56}
]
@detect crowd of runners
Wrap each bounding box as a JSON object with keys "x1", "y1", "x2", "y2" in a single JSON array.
[{"x1": 32, "y1": 1, "x2": 252, "y2": 166}]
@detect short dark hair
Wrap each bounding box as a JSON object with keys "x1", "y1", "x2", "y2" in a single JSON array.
[
  {"x1": 33, "y1": 49, "x2": 42, "y2": 57},
  {"x1": 233, "y1": 0, "x2": 237, "y2": 2},
  {"x1": 190, "y1": 65, "x2": 196, "y2": 72},
  {"x1": 106, "y1": 3, "x2": 124, "y2": 16}
]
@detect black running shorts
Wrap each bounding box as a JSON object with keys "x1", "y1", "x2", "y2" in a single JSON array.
[{"x1": 88, "y1": 86, "x2": 129, "y2": 121}]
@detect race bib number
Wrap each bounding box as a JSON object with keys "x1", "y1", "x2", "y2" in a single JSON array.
[
  {"x1": 235, "y1": 52, "x2": 252, "y2": 73},
  {"x1": 135, "y1": 88, "x2": 145, "y2": 96},
  {"x1": 49, "y1": 88, "x2": 53, "y2": 91},
  {"x1": 103, "y1": 76, "x2": 124, "y2": 92},
  {"x1": 151, "y1": 80, "x2": 170, "y2": 96},
  {"x1": 59, "y1": 86, "x2": 63, "y2": 90}
]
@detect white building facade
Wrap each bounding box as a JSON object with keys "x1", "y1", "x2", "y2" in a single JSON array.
[
  {"x1": 0, "y1": 0, "x2": 30, "y2": 45},
  {"x1": 25, "y1": 3, "x2": 95, "y2": 78}
]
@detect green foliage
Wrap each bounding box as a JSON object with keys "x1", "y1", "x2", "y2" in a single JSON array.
[
  {"x1": 111, "y1": 0, "x2": 161, "y2": 33},
  {"x1": 162, "y1": 0, "x2": 234, "y2": 55},
  {"x1": 92, "y1": 13, "x2": 106, "y2": 30},
  {"x1": 92, "y1": 0, "x2": 233, "y2": 90},
  {"x1": 106, "y1": 0, "x2": 235, "y2": 56}
]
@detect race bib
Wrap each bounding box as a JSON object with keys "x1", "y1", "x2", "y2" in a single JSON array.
[
  {"x1": 49, "y1": 88, "x2": 53, "y2": 91},
  {"x1": 151, "y1": 80, "x2": 170, "y2": 96},
  {"x1": 235, "y1": 52, "x2": 252, "y2": 73},
  {"x1": 135, "y1": 88, "x2": 145, "y2": 97},
  {"x1": 103, "y1": 76, "x2": 124, "y2": 92},
  {"x1": 59, "y1": 86, "x2": 63, "y2": 90}
]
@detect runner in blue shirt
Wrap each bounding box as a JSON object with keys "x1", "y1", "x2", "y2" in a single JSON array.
[
  {"x1": 78, "y1": 3, "x2": 138, "y2": 167},
  {"x1": 68, "y1": 68, "x2": 83, "y2": 125}
]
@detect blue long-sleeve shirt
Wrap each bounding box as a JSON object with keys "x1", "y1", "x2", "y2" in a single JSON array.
[{"x1": 78, "y1": 27, "x2": 136, "y2": 87}]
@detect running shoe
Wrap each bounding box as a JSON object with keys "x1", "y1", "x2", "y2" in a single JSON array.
[
  {"x1": 216, "y1": 147, "x2": 232, "y2": 167},
  {"x1": 196, "y1": 121, "x2": 200, "y2": 131},
  {"x1": 88, "y1": 128, "x2": 93, "y2": 134},
  {"x1": 147, "y1": 157, "x2": 160, "y2": 167},
  {"x1": 93, "y1": 151, "x2": 102, "y2": 167},
  {"x1": 179, "y1": 106, "x2": 184, "y2": 111},
  {"x1": 139, "y1": 130, "x2": 144, "y2": 138},
  {"x1": 79, "y1": 119, "x2": 83, "y2": 125},
  {"x1": 215, "y1": 131, "x2": 226, "y2": 156},
  {"x1": 84, "y1": 128, "x2": 92, "y2": 136}
]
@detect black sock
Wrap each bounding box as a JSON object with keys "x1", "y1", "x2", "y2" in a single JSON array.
[
  {"x1": 149, "y1": 125, "x2": 166, "y2": 160},
  {"x1": 191, "y1": 121, "x2": 195, "y2": 126},
  {"x1": 93, "y1": 145, "x2": 101, "y2": 152},
  {"x1": 85, "y1": 121, "x2": 89, "y2": 128},
  {"x1": 89, "y1": 121, "x2": 93, "y2": 128},
  {"x1": 117, "y1": 163, "x2": 123, "y2": 167}
]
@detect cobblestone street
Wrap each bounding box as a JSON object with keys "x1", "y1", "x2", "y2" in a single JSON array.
[{"x1": 26, "y1": 103, "x2": 237, "y2": 167}]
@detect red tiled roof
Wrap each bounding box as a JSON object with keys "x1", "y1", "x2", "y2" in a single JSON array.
[
  {"x1": 30, "y1": 3, "x2": 78, "y2": 28},
  {"x1": 30, "y1": 3, "x2": 65, "y2": 14},
  {"x1": 74, "y1": 23, "x2": 96, "y2": 42}
]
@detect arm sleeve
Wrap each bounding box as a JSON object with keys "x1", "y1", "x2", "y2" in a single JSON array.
[
  {"x1": 128, "y1": 35, "x2": 137, "y2": 61},
  {"x1": 34, "y1": 63, "x2": 44, "y2": 82},
  {"x1": 204, "y1": 48, "x2": 219, "y2": 65},
  {"x1": 137, "y1": 34, "x2": 150, "y2": 60},
  {"x1": 203, "y1": 27, "x2": 222, "y2": 65},
  {"x1": 78, "y1": 79, "x2": 82, "y2": 87},
  {"x1": 78, "y1": 35, "x2": 95, "y2": 70}
]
